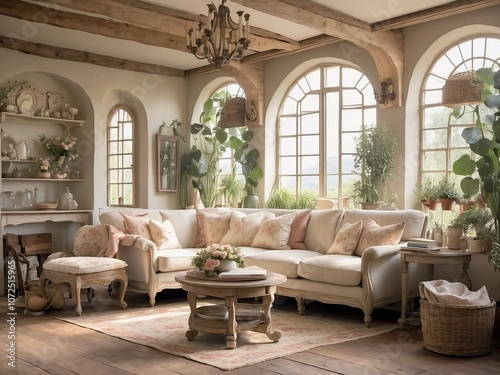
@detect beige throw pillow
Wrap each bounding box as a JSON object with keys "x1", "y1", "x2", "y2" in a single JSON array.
[
  {"x1": 327, "y1": 220, "x2": 363, "y2": 255},
  {"x1": 354, "y1": 218, "x2": 405, "y2": 256},
  {"x1": 287, "y1": 210, "x2": 311, "y2": 249},
  {"x1": 203, "y1": 212, "x2": 232, "y2": 245},
  {"x1": 149, "y1": 219, "x2": 182, "y2": 249},
  {"x1": 195, "y1": 208, "x2": 231, "y2": 247},
  {"x1": 251, "y1": 213, "x2": 296, "y2": 249},
  {"x1": 120, "y1": 212, "x2": 152, "y2": 240},
  {"x1": 220, "y1": 211, "x2": 275, "y2": 246}
]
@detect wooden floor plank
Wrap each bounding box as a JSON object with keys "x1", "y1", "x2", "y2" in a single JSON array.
[{"x1": 1, "y1": 290, "x2": 498, "y2": 375}]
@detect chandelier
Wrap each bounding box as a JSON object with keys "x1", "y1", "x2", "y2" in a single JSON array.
[{"x1": 186, "y1": 0, "x2": 250, "y2": 69}]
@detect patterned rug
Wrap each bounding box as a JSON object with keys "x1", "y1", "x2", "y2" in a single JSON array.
[{"x1": 59, "y1": 299, "x2": 399, "y2": 370}]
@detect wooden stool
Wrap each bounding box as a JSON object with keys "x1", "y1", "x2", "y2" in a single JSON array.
[{"x1": 39, "y1": 257, "x2": 128, "y2": 316}]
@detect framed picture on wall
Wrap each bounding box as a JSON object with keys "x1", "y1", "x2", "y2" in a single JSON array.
[{"x1": 157, "y1": 134, "x2": 179, "y2": 192}]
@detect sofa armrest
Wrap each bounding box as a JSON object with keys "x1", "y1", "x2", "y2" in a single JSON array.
[{"x1": 360, "y1": 244, "x2": 404, "y2": 308}]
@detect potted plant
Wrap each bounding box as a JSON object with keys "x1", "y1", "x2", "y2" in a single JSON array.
[
  {"x1": 414, "y1": 180, "x2": 440, "y2": 209},
  {"x1": 228, "y1": 129, "x2": 263, "y2": 208},
  {"x1": 264, "y1": 187, "x2": 317, "y2": 209},
  {"x1": 452, "y1": 67, "x2": 500, "y2": 269},
  {"x1": 353, "y1": 124, "x2": 397, "y2": 209},
  {"x1": 219, "y1": 166, "x2": 244, "y2": 207},
  {"x1": 435, "y1": 178, "x2": 462, "y2": 210},
  {"x1": 0, "y1": 81, "x2": 17, "y2": 112}
]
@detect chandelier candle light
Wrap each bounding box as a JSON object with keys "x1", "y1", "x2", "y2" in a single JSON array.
[{"x1": 186, "y1": 0, "x2": 250, "y2": 69}]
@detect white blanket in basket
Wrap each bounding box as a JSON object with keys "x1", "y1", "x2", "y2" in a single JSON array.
[{"x1": 419, "y1": 280, "x2": 490, "y2": 306}]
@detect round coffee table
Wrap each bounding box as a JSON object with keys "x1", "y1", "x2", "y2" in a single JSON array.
[{"x1": 174, "y1": 271, "x2": 287, "y2": 349}]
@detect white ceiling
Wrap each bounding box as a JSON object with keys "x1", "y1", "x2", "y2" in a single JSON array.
[{"x1": 0, "y1": 0, "x2": 462, "y2": 71}]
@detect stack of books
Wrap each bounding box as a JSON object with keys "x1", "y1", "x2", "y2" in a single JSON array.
[
  {"x1": 218, "y1": 266, "x2": 268, "y2": 280},
  {"x1": 400, "y1": 237, "x2": 441, "y2": 252}
]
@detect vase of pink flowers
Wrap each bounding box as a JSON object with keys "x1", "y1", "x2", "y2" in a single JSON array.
[{"x1": 191, "y1": 244, "x2": 245, "y2": 277}]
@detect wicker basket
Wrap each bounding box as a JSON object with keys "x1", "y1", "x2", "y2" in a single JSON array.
[
  {"x1": 442, "y1": 71, "x2": 483, "y2": 107},
  {"x1": 420, "y1": 298, "x2": 496, "y2": 356}
]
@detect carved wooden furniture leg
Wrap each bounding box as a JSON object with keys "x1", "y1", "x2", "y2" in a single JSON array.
[
  {"x1": 225, "y1": 296, "x2": 237, "y2": 349},
  {"x1": 185, "y1": 291, "x2": 198, "y2": 341},
  {"x1": 398, "y1": 256, "x2": 409, "y2": 326},
  {"x1": 262, "y1": 293, "x2": 281, "y2": 342}
]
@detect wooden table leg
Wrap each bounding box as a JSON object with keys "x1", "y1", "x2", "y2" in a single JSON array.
[
  {"x1": 262, "y1": 292, "x2": 281, "y2": 342},
  {"x1": 461, "y1": 262, "x2": 472, "y2": 289},
  {"x1": 225, "y1": 296, "x2": 237, "y2": 349},
  {"x1": 186, "y1": 291, "x2": 198, "y2": 341},
  {"x1": 398, "y1": 257, "x2": 409, "y2": 326}
]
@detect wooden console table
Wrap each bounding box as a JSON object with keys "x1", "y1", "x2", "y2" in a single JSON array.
[{"x1": 398, "y1": 248, "x2": 472, "y2": 326}]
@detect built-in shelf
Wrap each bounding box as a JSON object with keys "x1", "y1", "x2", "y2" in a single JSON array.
[
  {"x1": 1, "y1": 210, "x2": 92, "y2": 226},
  {"x1": 0, "y1": 112, "x2": 85, "y2": 129}
]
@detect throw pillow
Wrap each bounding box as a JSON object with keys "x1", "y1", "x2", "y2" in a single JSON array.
[
  {"x1": 149, "y1": 219, "x2": 182, "y2": 249},
  {"x1": 327, "y1": 220, "x2": 363, "y2": 255},
  {"x1": 195, "y1": 208, "x2": 231, "y2": 247},
  {"x1": 220, "y1": 211, "x2": 275, "y2": 246},
  {"x1": 354, "y1": 218, "x2": 405, "y2": 256},
  {"x1": 287, "y1": 210, "x2": 311, "y2": 249},
  {"x1": 251, "y1": 214, "x2": 296, "y2": 249},
  {"x1": 202, "y1": 212, "x2": 232, "y2": 245},
  {"x1": 120, "y1": 212, "x2": 152, "y2": 240}
]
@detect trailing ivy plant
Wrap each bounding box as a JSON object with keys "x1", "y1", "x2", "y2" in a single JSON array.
[{"x1": 452, "y1": 66, "x2": 500, "y2": 270}]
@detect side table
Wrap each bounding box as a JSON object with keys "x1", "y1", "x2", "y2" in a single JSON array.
[
  {"x1": 398, "y1": 248, "x2": 472, "y2": 326},
  {"x1": 175, "y1": 271, "x2": 287, "y2": 349}
]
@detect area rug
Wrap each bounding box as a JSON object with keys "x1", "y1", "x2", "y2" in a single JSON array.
[{"x1": 59, "y1": 300, "x2": 399, "y2": 370}]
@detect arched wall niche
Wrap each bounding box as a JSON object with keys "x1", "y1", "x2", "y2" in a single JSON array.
[
  {"x1": 405, "y1": 25, "x2": 500, "y2": 209},
  {"x1": 0, "y1": 71, "x2": 95, "y2": 213}
]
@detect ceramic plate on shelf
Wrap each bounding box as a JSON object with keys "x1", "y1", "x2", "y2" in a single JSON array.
[
  {"x1": 16, "y1": 89, "x2": 38, "y2": 115},
  {"x1": 47, "y1": 92, "x2": 65, "y2": 114}
]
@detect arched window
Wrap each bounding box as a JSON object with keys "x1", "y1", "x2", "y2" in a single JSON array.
[
  {"x1": 421, "y1": 37, "x2": 500, "y2": 221},
  {"x1": 107, "y1": 106, "x2": 135, "y2": 206},
  {"x1": 277, "y1": 64, "x2": 376, "y2": 208}
]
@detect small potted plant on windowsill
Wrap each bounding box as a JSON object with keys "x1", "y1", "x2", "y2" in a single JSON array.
[
  {"x1": 414, "y1": 180, "x2": 440, "y2": 210},
  {"x1": 435, "y1": 178, "x2": 462, "y2": 210}
]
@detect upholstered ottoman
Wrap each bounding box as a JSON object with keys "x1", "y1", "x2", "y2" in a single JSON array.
[
  {"x1": 39, "y1": 224, "x2": 128, "y2": 316},
  {"x1": 40, "y1": 257, "x2": 128, "y2": 316}
]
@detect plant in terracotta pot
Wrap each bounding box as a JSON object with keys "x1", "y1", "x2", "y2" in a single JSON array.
[
  {"x1": 452, "y1": 66, "x2": 500, "y2": 269},
  {"x1": 435, "y1": 177, "x2": 462, "y2": 210},
  {"x1": 352, "y1": 124, "x2": 397, "y2": 209},
  {"x1": 414, "y1": 180, "x2": 440, "y2": 209}
]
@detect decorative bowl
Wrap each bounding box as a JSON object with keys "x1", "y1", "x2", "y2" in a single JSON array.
[{"x1": 36, "y1": 202, "x2": 58, "y2": 210}]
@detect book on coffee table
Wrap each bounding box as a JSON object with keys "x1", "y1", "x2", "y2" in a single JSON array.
[
  {"x1": 400, "y1": 245, "x2": 441, "y2": 253},
  {"x1": 218, "y1": 266, "x2": 268, "y2": 279}
]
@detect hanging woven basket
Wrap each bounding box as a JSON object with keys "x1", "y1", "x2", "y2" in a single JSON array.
[{"x1": 442, "y1": 70, "x2": 483, "y2": 107}]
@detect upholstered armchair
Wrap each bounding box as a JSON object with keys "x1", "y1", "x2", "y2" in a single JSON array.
[{"x1": 40, "y1": 225, "x2": 128, "y2": 315}]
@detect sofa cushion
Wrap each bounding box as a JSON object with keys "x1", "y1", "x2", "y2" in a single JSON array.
[
  {"x1": 195, "y1": 208, "x2": 232, "y2": 247},
  {"x1": 245, "y1": 249, "x2": 322, "y2": 278},
  {"x1": 149, "y1": 219, "x2": 182, "y2": 249},
  {"x1": 157, "y1": 248, "x2": 199, "y2": 272},
  {"x1": 303, "y1": 209, "x2": 343, "y2": 254},
  {"x1": 251, "y1": 214, "x2": 295, "y2": 250},
  {"x1": 121, "y1": 212, "x2": 152, "y2": 240},
  {"x1": 160, "y1": 210, "x2": 198, "y2": 248},
  {"x1": 354, "y1": 218, "x2": 405, "y2": 256},
  {"x1": 288, "y1": 210, "x2": 311, "y2": 249},
  {"x1": 99, "y1": 208, "x2": 162, "y2": 232},
  {"x1": 220, "y1": 211, "x2": 275, "y2": 246},
  {"x1": 327, "y1": 220, "x2": 363, "y2": 255},
  {"x1": 298, "y1": 255, "x2": 362, "y2": 286},
  {"x1": 202, "y1": 211, "x2": 232, "y2": 245},
  {"x1": 343, "y1": 209, "x2": 426, "y2": 241}
]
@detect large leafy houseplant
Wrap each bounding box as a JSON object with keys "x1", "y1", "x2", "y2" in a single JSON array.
[
  {"x1": 452, "y1": 67, "x2": 500, "y2": 270},
  {"x1": 353, "y1": 124, "x2": 397, "y2": 204}
]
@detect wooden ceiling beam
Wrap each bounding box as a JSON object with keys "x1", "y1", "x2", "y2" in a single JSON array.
[
  {"x1": 29, "y1": 0, "x2": 300, "y2": 52},
  {"x1": 371, "y1": 0, "x2": 500, "y2": 31},
  {"x1": 0, "y1": 35, "x2": 184, "y2": 77},
  {"x1": 233, "y1": 0, "x2": 404, "y2": 107}
]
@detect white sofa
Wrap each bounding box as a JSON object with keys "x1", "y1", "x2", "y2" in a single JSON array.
[{"x1": 98, "y1": 207, "x2": 428, "y2": 326}]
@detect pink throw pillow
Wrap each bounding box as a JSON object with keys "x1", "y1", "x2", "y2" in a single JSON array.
[
  {"x1": 287, "y1": 210, "x2": 311, "y2": 249},
  {"x1": 120, "y1": 212, "x2": 152, "y2": 240},
  {"x1": 195, "y1": 208, "x2": 231, "y2": 247}
]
